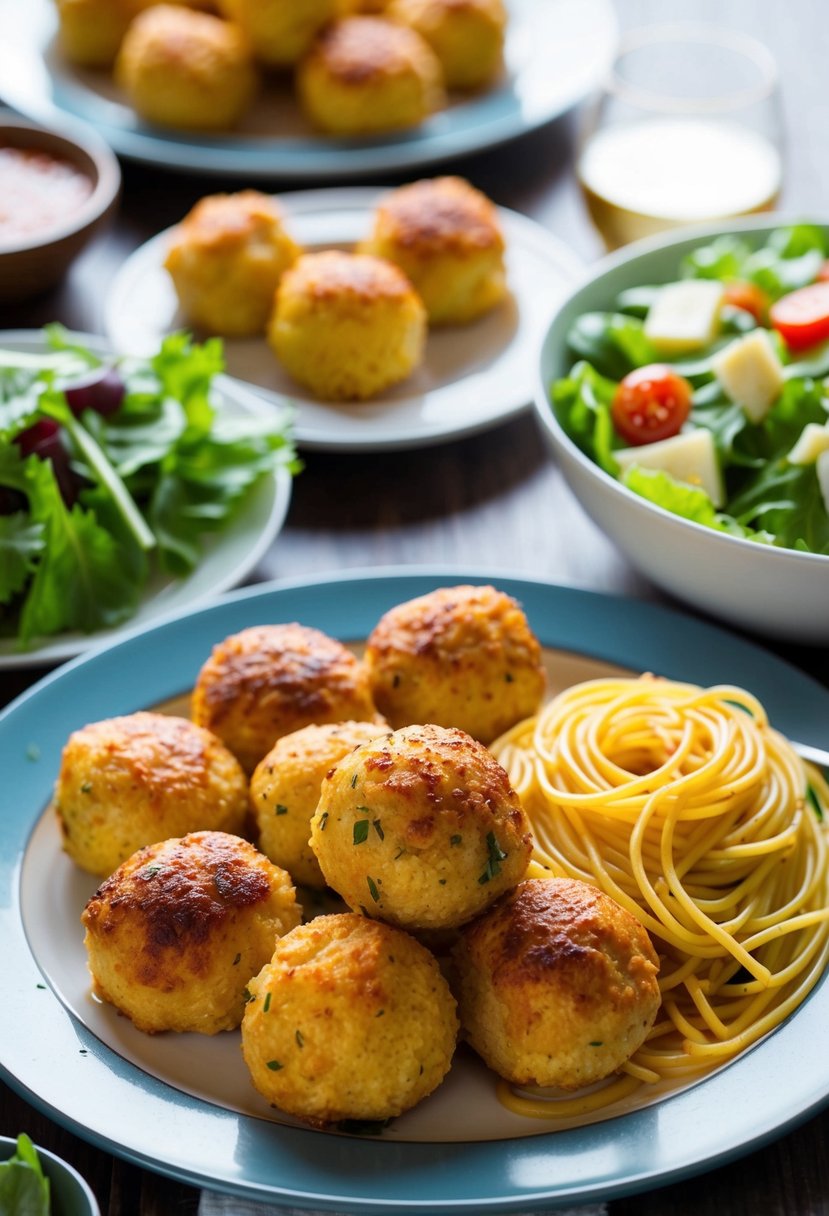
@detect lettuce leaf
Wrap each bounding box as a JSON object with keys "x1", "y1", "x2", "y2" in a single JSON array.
[
  {"x1": 0, "y1": 1134, "x2": 51, "y2": 1216},
  {"x1": 620, "y1": 465, "x2": 771, "y2": 542}
]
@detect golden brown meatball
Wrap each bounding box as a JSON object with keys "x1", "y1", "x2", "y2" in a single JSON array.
[
  {"x1": 191, "y1": 622, "x2": 381, "y2": 775},
  {"x1": 267, "y1": 250, "x2": 427, "y2": 401},
  {"x1": 54, "y1": 711, "x2": 248, "y2": 878},
  {"x1": 364, "y1": 584, "x2": 546, "y2": 744},
  {"x1": 54, "y1": 0, "x2": 218, "y2": 67},
  {"x1": 215, "y1": 0, "x2": 338, "y2": 66},
  {"x1": 163, "y1": 191, "x2": 301, "y2": 337},
  {"x1": 452, "y1": 877, "x2": 661, "y2": 1089},
  {"x1": 359, "y1": 177, "x2": 508, "y2": 326},
  {"x1": 82, "y1": 831, "x2": 301, "y2": 1034},
  {"x1": 251, "y1": 719, "x2": 390, "y2": 888},
  {"x1": 388, "y1": 0, "x2": 506, "y2": 90},
  {"x1": 241, "y1": 913, "x2": 458, "y2": 1121},
  {"x1": 310, "y1": 722, "x2": 532, "y2": 930},
  {"x1": 296, "y1": 17, "x2": 445, "y2": 135},
  {"x1": 115, "y1": 6, "x2": 258, "y2": 131}
]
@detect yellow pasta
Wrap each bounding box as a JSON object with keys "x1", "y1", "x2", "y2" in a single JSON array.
[{"x1": 491, "y1": 675, "x2": 829, "y2": 1118}]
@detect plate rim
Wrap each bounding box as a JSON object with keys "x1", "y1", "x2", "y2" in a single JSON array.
[
  {"x1": 0, "y1": 0, "x2": 619, "y2": 180},
  {"x1": 104, "y1": 187, "x2": 584, "y2": 453},
  {"x1": 2, "y1": 568, "x2": 829, "y2": 1213},
  {"x1": 0, "y1": 329, "x2": 293, "y2": 669}
]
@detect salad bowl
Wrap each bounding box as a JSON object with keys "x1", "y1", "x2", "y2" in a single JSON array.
[{"x1": 534, "y1": 215, "x2": 829, "y2": 643}]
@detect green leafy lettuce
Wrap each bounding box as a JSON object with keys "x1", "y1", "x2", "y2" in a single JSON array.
[{"x1": 0, "y1": 1134, "x2": 51, "y2": 1215}]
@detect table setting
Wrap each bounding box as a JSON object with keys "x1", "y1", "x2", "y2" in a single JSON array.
[{"x1": 1, "y1": 2, "x2": 828, "y2": 1215}]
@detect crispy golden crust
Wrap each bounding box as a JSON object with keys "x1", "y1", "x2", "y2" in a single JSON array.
[
  {"x1": 388, "y1": 0, "x2": 506, "y2": 89},
  {"x1": 250, "y1": 719, "x2": 390, "y2": 887},
  {"x1": 191, "y1": 623, "x2": 380, "y2": 774},
  {"x1": 310, "y1": 722, "x2": 533, "y2": 930},
  {"x1": 216, "y1": 0, "x2": 339, "y2": 66},
  {"x1": 364, "y1": 585, "x2": 545, "y2": 743},
  {"x1": 267, "y1": 251, "x2": 427, "y2": 400},
  {"x1": 297, "y1": 17, "x2": 445, "y2": 134},
  {"x1": 55, "y1": 711, "x2": 248, "y2": 877},
  {"x1": 452, "y1": 878, "x2": 661, "y2": 1088},
  {"x1": 241, "y1": 912, "x2": 458, "y2": 1121},
  {"x1": 163, "y1": 190, "x2": 301, "y2": 336},
  {"x1": 115, "y1": 5, "x2": 257, "y2": 131},
  {"x1": 82, "y1": 831, "x2": 300, "y2": 1034}
]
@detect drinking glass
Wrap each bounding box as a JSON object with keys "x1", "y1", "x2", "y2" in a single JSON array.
[{"x1": 577, "y1": 23, "x2": 784, "y2": 250}]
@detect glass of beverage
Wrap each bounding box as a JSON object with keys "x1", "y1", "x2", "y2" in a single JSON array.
[{"x1": 577, "y1": 23, "x2": 783, "y2": 250}]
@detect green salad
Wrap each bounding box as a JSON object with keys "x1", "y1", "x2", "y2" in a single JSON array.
[
  {"x1": 0, "y1": 1134, "x2": 51, "y2": 1214},
  {"x1": 0, "y1": 326, "x2": 298, "y2": 648},
  {"x1": 551, "y1": 224, "x2": 829, "y2": 555}
]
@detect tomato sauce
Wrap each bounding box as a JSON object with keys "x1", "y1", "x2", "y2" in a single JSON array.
[{"x1": 0, "y1": 146, "x2": 93, "y2": 246}]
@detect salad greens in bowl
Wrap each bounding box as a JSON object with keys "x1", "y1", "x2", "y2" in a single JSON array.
[
  {"x1": 536, "y1": 218, "x2": 829, "y2": 642},
  {"x1": 0, "y1": 327, "x2": 297, "y2": 663},
  {"x1": 0, "y1": 1133, "x2": 100, "y2": 1215}
]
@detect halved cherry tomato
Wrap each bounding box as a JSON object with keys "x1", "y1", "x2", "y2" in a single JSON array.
[
  {"x1": 816, "y1": 260, "x2": 829, "y2": 282},
  {"x1": 770, "y1": 281, "x2": 829, "y2": 350},
  {"x1": 611, "y1": 364, "x2": 692, "y2": 447},
  {"x1": 722, "y1": 280, "x2": 768, "y2": 324}
]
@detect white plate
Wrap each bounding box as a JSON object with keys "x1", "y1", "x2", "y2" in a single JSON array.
[
  {"x1": 0, "y1": 0, "x2": 618, "y2": 180},
  {"x1": 104, "y1": 188, "x2": 582, "y2": 451},
  {"x1": 0, "y1": 332, "x2": 293, "y2": 669}
]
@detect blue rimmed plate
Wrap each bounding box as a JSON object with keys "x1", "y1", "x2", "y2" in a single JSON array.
[
  {"x1": 2, "y1": 570, "x2": 828, "y2": 1212},
  {"x1": 0, "y1": 0, "x2": 617, "y2": 180}
]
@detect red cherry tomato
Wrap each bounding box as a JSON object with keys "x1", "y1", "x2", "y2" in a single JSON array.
[
  {"x1": 769, "y1": 281, "x2": 829, "y2": 350},
  {"x1": 816, "y1": 260, "x2": 829, "y2": 282},
  {"x1": 722, "y1": 281, "x2": 768, "y2": 324},
  {"x1": 611, "y1": 364, "x2": 692, "y2": 447}
]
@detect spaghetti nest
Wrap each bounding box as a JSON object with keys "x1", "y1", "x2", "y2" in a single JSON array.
[{"x1": 491, "y1": 676, "x2": 829, "y2": 1100}]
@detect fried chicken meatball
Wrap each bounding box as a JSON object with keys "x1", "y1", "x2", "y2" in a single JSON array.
[
  {"x1": 267, "y1": 250, "x2": 427, "y2": 400},
  {"x1": 296, "y1": 17, "x2": 445, "y2": 135},
  {"x1": 388, "y1": 0, "x2": 506, "y2": 90},
  {"x1": 191, "y1": 622, "x2": 381, "y2": 775},
  {"x1": 82, "y1": 831, "x2": 301, "y2": 1034},
  {"x1": 54, "y1": 711, "x2": 248, "y2": 878},
  {"x1": 163, "y1": 190, "x2": 301, "y2": 337},
  {"x1": 364, "y1": 585, "x2": 546, "y2": 744},
  {"x1": 241, "y1": 913, "x2": 458, "y2": 1121},
  {"x1": 251, "y1": 719, "x2": 390, "y2": 888},
  {"x1": 452, "y1": 878, "x2": 661, "y2": 1089},
  {"x1": 115, "y1": 6, "x2": 257, "y2": 131},
  {"x1": 215, "y1": 0, "x2": 338, "y2": 66},
  {"x1": 310, "y1": 723, "x2": 532, "y2": 930},
  {"x1": 359, "y1": 177, "x2": 507, "y2": 326},
  {"x1": 54, "y1": 0, "x2": 217, "y2": 67}
]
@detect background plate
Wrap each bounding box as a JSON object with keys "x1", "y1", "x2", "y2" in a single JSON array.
[
  {"x1": 2, "y1": 571, "x2": 829, "y2": 1212},
  {"x1": 0, "y1": 0, "x2": 617, "y2": 180},
  {"x1": 105, "y1": 188, "x2": 582, "y2": 451},
  {"x1": 0, "y1": 331, "x2": 292, "y2": 668}
]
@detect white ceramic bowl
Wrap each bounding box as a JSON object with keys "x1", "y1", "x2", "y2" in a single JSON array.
[
  {"x1": 0, "y1": 1135, "x2": 101, "y2": 1216},
  {"x1": 534, "y1": 215, "x2": 829, "y2": 644}
]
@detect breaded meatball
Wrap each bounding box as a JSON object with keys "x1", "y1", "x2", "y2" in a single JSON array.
[
  {"x1": 241, "y1": 913, "x2": 458, "y2": 1121},
  {"x1": 364, "y1": 584, "x2": 546, "y2": 744},
  {"x1": 163, "y1": 191, "x2": 301, "y2": 337},
  {"x1": 296, "y1": 17, "x2": 445, "y2": 135},
  {"x1": 251, "y1": 719, "x2": 389, "y2": 888},
  {"x1": 54, "y1": 711, "x2": 248, "y2": 878},
  {"x1": 82, "y1": 831, "x2": 300, "y2": 1034},
  {"x1": 267, "y1": 250, "x2": 427, "y2": 401},
  {"x1": 215, "y1": 0, "x2": 338, "y2": 67},
  {"x1": 452, "y1": 878, "x2": 661, "y2": 1089},
  {"x1": 359, "y1": 177, "x2": 507, "y2": 326},
  {"x1": 191, "y1": 622, "x2": 381, "y2": 775},
  {"x1": 310, "y1": 723, "x2": 532, "y2": 930},
  {"x1": 115, "y1": 6, "x2": 258, "y2": 131},
  {"x1": 388, "y1": 0, "x2": 506, "y2": 90},
  {"x1": 54, "y1": 0, "x2": 217, "y2": 67}
]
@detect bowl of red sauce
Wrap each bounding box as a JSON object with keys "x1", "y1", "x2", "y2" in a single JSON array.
[{"x1": 0, "y1": 117, "x2": 121, "y2": 301}]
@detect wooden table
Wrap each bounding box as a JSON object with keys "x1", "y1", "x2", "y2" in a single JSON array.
[{"x1": 2, "y1": 1, "x2": 828, "y2": 1212}]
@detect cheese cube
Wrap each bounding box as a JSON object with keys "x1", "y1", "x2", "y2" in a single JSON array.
[
  {"x1": 711, "y1": 328, "x2": 784, "y2": 423},
  {"x1": 788, "y1": 422, "x2": 829, "y2": 465},
  {"x1": 817, "y1": 450, "x2": 829, "y2": 516},
  {"x1": 644, "y1": 280, "x2": 725, "y2": 354},
  {"x1": 615, "y1": 428, "x2": 725, "y2": 507}
]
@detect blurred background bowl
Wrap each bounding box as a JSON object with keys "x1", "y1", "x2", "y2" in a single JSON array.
[
  {"x1": 534, "y1": 215, "x2": 829, "y2": 644},
  {"x1": 0, "y1": 116, "x2": 120, "y2": 302},
  {"x1": 0, "y1": 1134, "x2": 101, "y2": 1215}
]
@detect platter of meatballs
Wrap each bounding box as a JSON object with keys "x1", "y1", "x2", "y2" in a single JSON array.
[{"x1": 0, "y1": 0, "x2": 619, "y2": 178}]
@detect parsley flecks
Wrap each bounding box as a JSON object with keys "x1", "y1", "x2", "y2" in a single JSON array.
[
  {"x1": 353, "y1": 820, "x2": 370, "y2": 845},
  {"x1": 275, "y1": 803, "x2": 288, "y2": 816},
  {"x1": 372, "y1": 819, "x2": 384, "y2": 840},
  {"x1": 367, "y1": 876, "x2": 380, "y2": 902},
  {"x1": 505, "y1": 671, "x2": 514, "y2": 682},
  {"x1": 232, "y1": 952, "x2": 241, "y2": 966},
  {"x1": 266, "y1": 1060, "x2": 283, "y2": 1071},
  {"x1": 144, "y1": 864, "x2": 161, "y2": 877},
  {"x1": 393, "y1": 847, "x2": 406, "y2": 860},
  {"x1": 450, "y1": 834, "x2": 462, "y2": 846},
  {"x1": 80, "y1": 780, "x2": 93, "y2": 793},
  {"x1": 295, "y1": 1029, "x2": 304, "y2": 1047},
  {"x1": 356, "y1": 805, "x2": 370, "y2": 815},
  {"x1": 589, "y1": 1041, "x2": 604, "y2": 1047},
  {"x1": 375, "y1": 1009, "x2": 385, "y2": 1017},
  {"x1": 263, "y1": 992, "x2": 272, "y2": 1013},
  {"x1": 351, "y1": 772, "x2": 359, "y2": 788},
  {"x1": 807, "y1": 785, "x2": 824, "y2": 821},
  {"x1": 243, "y1": 986, "x2": 254, "y2": 1003},
  {"x1": 25, "y1": 743, "x2": 40, "y2": 762},
  {"x1": 478, "y1": 831, "x2": 508, "y2": 885},
  {"x1": 318, "y1": 811, "x2": 329, "y2": 831}
]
